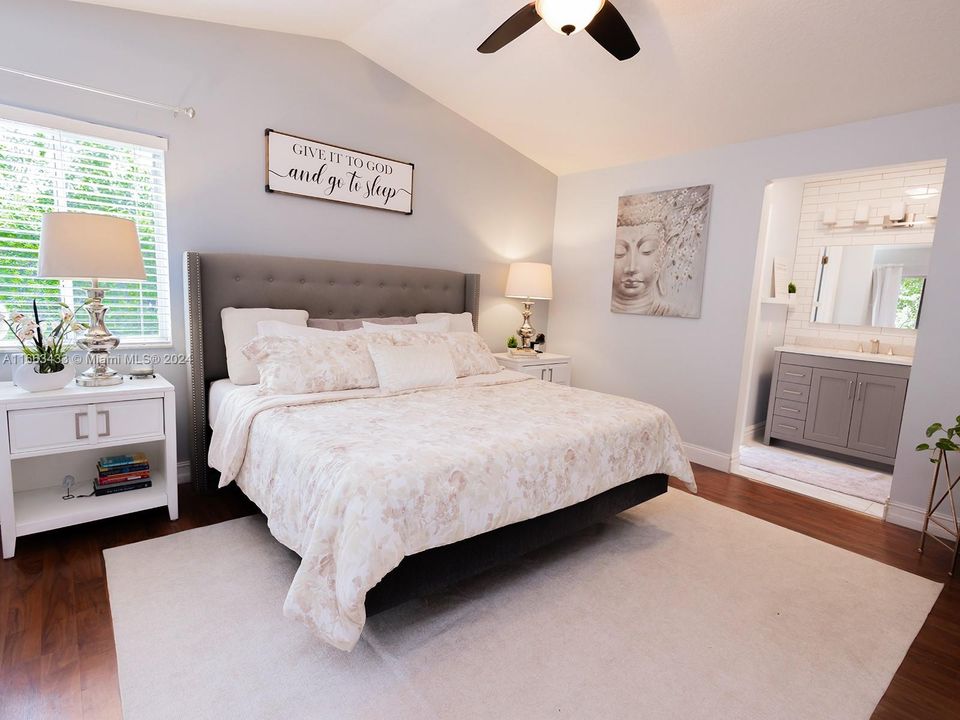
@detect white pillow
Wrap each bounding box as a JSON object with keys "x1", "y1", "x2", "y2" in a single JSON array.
[
  {"x1": 257, "y1": 320, "x2": 361, "y2": 338},
  {"x1": 362, "y1": 318, "x2": 450, "y2": 333},
  {"x1": 241, "y1": 334, "x2": 378, "y2": 394},
  {"x1": 222, "y1": 308, "x2": 308, "y2": 385},
  {"x1": 367, "y1": 343, "x2": 456, "y2": 394},
  {"x1": 366, "y1": 329, "x2": 501, "y2": 378},
  {"x1": 416, "y1": 312, "x2": 474, "y2": 333}
]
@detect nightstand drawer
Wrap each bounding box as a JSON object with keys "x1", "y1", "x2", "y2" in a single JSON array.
[
  {"x1": 8, "y1": 398, "x2": 164, "y2": 454},
  {"x1": 519, "y1": 363, "x2": 570, "y2": 385}
]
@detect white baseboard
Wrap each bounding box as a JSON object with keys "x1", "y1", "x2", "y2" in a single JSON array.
[
  {"x1": 885, "y1": 500, "x2": 956, "y2": 540},
  {"x1": 684, "y1": 443, "x2": 733, "y2": 473},
  {"x1": 742, "y1": 422, "x2": 764, "y2": 444},
  {"x1": 177, "y1": 460, "x2": 191, "y2": 485}
]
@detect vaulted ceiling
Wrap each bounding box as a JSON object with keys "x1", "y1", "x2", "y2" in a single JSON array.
[{"x1": 73, "y1": 1, "x2": 960, "y2": 175}]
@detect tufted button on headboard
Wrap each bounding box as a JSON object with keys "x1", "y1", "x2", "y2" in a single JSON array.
[{"x1": 183, "y1": 252, "x2": 480, "y2": 492}]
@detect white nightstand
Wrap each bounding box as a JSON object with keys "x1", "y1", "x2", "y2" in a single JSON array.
[
  {"x1": 494, "y1": 352, "x2": 572, "y2": 385},
  {"x1": 0, "y1": 375, "x2": 178, "y2": 558}
]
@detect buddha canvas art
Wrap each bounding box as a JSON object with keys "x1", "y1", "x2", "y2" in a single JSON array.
[{"x1": 611, "y1": 185, "x2": 712, "y2": 318}]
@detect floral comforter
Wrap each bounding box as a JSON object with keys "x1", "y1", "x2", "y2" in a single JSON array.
[{"x1": 208, "y1": 370, "x2": 695, "y2": 650}]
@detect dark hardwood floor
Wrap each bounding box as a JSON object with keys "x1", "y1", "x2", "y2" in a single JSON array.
[{"x1": 1, "y1": 465, "x2": 957, "y2": 719}]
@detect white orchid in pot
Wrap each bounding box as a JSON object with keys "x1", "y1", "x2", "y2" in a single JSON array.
[{"x1": 2, "y1": 299, "x2": 88, "y2": 392}]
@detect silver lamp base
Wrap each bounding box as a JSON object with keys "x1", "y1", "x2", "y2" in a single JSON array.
[
  {"x1": 76, "y1": 364, "x2": 123, "y2": 387},
  {"x1": 517, "y1": 300, "x2": 536, "y2": 349},
  {"x1": 76, "y1": 283, "x2": 124, "y2": 387}
]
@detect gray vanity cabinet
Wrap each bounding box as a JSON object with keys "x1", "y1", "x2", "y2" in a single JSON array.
[
  {"x1": 763, "y1": 351, "x2": 910, "y2": 465},
  {"x1": 805, "y1": 369, "x2": 857, "y2": 447},
  {"x1": 847, "y1": 374, "x2": 909, "y2": 457}
]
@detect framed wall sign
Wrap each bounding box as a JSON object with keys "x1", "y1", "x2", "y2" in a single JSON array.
[{"x1": 265, "y1": 129, "x2": 414, "y2": 214}]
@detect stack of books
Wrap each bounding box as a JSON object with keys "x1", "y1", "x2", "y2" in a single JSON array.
[{"x1": 95, "y1": 452, "x2": 152, "y2": 496}]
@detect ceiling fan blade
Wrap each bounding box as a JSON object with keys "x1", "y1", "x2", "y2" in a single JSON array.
[
  {"x1": 478, "y1": 3, "x2": 542, "y2": 53},
  {"x1": 585, "y1": 1, "x2": 640, "y2": 61}
]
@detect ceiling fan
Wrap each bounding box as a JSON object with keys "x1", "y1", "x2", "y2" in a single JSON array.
[{"x1": 478, "y1": 0, "x2": 640, "y2": 61}]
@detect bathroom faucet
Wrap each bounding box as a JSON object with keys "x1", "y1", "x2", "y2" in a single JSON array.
[{"x1": 870, "y1": 338, "x2": 880, "y2": 354}]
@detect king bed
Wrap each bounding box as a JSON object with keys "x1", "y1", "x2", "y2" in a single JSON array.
[{"x1": 184, "y1": 252, "x2": 695, "y2": 650}]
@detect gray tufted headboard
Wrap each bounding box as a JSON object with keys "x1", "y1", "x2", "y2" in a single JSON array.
[{"x1": 183, "y1": 251, "x2": 480, "y2": 491}]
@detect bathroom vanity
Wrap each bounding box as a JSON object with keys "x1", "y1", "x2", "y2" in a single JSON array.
[{"x1": 763, "y1": 346, "x2": 911, "y2": 465}]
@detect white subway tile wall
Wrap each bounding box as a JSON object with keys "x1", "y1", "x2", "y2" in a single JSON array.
[{"x1": 783, "y1": 160, "x2": 945, "y2": 354}]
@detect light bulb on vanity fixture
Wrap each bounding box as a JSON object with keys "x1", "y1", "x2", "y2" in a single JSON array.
[
  {"x1": 505, "y1": 262, "x2": 553, "y2": 353},
  {"x1": 38, "y1": 212, "x2": 146, "y2": 386}
]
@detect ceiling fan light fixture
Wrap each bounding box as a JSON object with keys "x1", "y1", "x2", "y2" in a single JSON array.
[{"x1": 535, "y1": 0, "x2": 605, "y2": 36}]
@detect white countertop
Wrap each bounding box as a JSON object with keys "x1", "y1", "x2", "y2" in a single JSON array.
[{"x1": 775, "y1": 345, "x2": 913, "y2": 366}]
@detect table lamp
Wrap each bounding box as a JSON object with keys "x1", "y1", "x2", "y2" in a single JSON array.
[
  {"x1": 39, "y1": 212, "x2": 146, "y2": 387},
  {"x1": 505, "y1": 262, "x2": 553, "y2": 350}
]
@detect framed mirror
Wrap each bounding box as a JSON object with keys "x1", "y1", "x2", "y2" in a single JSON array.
[{"x1": 810, "y1": 243, "x2": 931, "y2": 330}]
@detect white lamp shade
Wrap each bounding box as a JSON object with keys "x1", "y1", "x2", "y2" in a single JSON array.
[
  {"x1": 39, "y1": 212, "x2": 146, "y2": 281},
  {"x1": 505, "y1": 262, "x2": 553, "y2": 300}
]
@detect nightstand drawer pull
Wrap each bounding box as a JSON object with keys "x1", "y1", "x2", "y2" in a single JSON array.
[
  {"x1": 74, "y1": 411, "x2": 88, "y2": 440},
  {"x1": 97, "y1": 410, "x2": 111, "y2": 437}
]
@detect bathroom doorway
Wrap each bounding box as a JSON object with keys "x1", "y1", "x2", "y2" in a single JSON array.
[{"x1": 732, "y1": 159, "x2": 945, "y2": 516}]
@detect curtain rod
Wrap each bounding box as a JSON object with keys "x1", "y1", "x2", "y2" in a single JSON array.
[{"x1": 0, "y1": 66, "x2": 196, "y2": 118}]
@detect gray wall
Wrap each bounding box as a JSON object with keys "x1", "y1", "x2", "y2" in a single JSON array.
[
  {"x1": 1, "y1": 0, "x2": 558, "y2": 460},
  {"x1": 549, "y1": 104, "x2": 960, "y2": 522}
]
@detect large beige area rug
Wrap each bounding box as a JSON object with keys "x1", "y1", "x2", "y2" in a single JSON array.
[{"x1": 104, "y1": 490, "x2": 941, "y2": 720}]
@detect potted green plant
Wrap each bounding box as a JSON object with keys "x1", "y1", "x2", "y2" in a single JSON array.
[
  {"x1": 2, "y1": 299, "x2": 87, "y2": 392},
  {"x1": 915, "y1": 418, "x2": 960, "y2": 570},
  {"x1": 916, "y1": 418, "x2": 960, "y2": 460},
  {"x1": 506, "y1": 335, "x2": 518, "y2": 349},
  {"x1": 787, "y1": 281, "x2": 797, "y2": 301}
]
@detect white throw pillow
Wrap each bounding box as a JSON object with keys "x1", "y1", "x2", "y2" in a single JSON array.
[
  {"x1": 367, "y1": 343, "x2": 457, "y2": 394},
  {"x1": 362, "y1": 318, "x2": 450, "y2": 333},
  {"x1": 241, "y1": 334, "x2": 379, "y2": 394},
  {"x1": 416, "y1": 312, "x2": 474, "y2": 333},
  {"x1": 366, "y1": 329, "x2": 501, "y2": 378},
  {"x1": 222, "y1": 308, "x2": 309, "y2": 385},
  {"x1": 257, "y1": 320, "x2": 361, "y2": 338}
]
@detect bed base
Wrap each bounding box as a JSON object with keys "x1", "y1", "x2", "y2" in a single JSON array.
[{"x1": 365, "y1": 473, "x2": 668, "y2": 615}]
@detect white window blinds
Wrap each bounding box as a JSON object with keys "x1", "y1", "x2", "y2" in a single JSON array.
[{"x1": 0, "y1": 107, "x2": 171, "y2": 346}]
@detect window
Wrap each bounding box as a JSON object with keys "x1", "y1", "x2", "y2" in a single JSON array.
[
  {"x1": 895, "y1": 275, "x2": 926, "y2": 330},
  {"x1": 0, "y1": 105, "x2": 171, "y2": 346}
]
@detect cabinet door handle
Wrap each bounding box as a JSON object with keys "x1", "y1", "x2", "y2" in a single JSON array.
[
  {"x1": 74, "y1": 411, "x2": 88, "y2": 440},
  {"x1": 777, "y1": 423, "x2": 799, "y2": 431},
  {"x1": 848, "y1": 380, "x2": 854, "y2": 399},
  {"x1": 784, "y1": 371, "x2": 804, "y2": 378},
  {"x1": 548, "y1": 368, "x2": 554, "y2": 382},
  {"x1": 97, "y1": 410, "x2": 111, "y2": 437},
  {"x1": 540, "y1": 368, "x2": 546, "y2": 380},
  {"x1": 856, "y1": 381, "x2": 863, "y2": 401},
  {"x1": 780, "y1": 407, "x2": 800, "y2": 413},
  {"x1": 783, "y1": 389, "x2": 802, "y2": 396}
]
